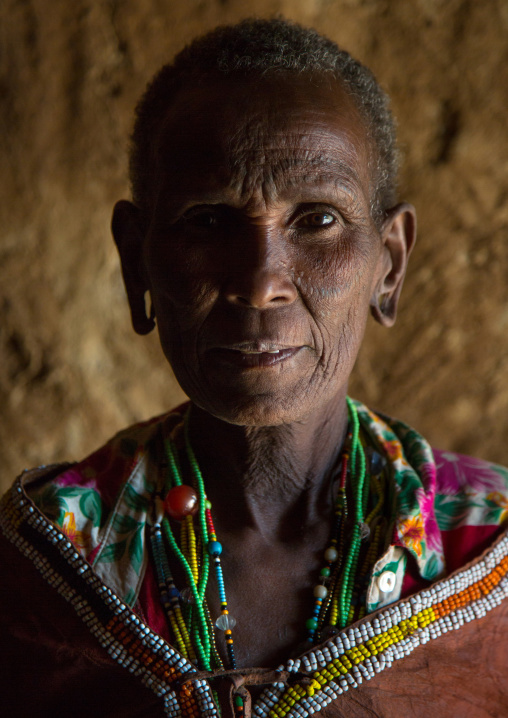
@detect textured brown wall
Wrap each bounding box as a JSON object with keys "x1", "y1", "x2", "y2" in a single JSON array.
[{"x1": 2, "y1": 0, "x2": 508, "y2": 491}]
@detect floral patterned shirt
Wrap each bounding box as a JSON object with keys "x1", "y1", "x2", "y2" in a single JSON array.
[{"x1": 28, "y1": 400, "x2": 508, "y2": 638}]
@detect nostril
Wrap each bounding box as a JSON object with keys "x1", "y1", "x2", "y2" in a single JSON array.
[
  {"x1": 224, "y1": 268, "x2": 298, "y2": 308},
  {"x1": 228, "y1": 288, "x2": 296, "y2": 308}
]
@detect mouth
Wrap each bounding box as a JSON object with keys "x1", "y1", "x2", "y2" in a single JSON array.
[{"x1": 206, "y1": 344, "x2": 303, "y2": 368}]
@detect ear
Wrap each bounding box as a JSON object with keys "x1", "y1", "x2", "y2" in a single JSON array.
[
  {"x1": 111, "y1": 200, "x2": 155, "y2": 335},
  {"x1": 370, "y1": 202, "x2": 416, "y2": 327}
]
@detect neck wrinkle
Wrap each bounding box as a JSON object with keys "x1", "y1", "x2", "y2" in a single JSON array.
[{"x1": 186, "y1": 396, "x2": 349, "y2": 537}]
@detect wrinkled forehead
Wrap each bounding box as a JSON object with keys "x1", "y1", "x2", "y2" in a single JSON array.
[{"x1": 152, "y1": 74, "x2": 374, "y2": 205}]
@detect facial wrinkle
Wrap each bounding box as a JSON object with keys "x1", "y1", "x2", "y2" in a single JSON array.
[
  {"x1": 225, "y1": 112, "x2": 366, "y2": 204},
  {"x1": 225, "y1": 148, "x2": 366, "y2": 210},
  {"x1": 142, "y1": 73, "x2": 392, "y2": 435},
  {"x1": 295, "y1": 248, "x2": 355, "y2": 309}
]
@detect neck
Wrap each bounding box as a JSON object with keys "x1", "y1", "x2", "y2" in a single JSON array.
[{"x1": 186, "y1": 393, "x2": 349, "y2": 540}]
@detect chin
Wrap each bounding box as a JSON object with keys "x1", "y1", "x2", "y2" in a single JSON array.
[{"x1": 193, "y1": 392, "x2": 310, "y2": 428}]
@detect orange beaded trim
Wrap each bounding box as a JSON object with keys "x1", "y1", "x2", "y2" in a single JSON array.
[
  {"x1": 2, "y1": 472, "x2": 508, "y2": 718},
  {"x1": 0, "y1": 477, "x2": 219, "y2": 718},
  {"x1": 252, "y1": 538, "x2": 508, "y2": 718}
]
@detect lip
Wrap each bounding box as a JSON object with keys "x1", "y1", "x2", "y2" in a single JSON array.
[{"x1": 206, "y1": 345, "x2": 303, "y2": 368}]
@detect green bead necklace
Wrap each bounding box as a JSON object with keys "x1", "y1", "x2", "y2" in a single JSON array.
[{"x1": 149, "y1": 397, "x2": 388, "y2": 671}]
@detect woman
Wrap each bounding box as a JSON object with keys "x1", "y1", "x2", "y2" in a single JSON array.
[{"x1": 1, "y1": 18, "x2": 507, "y2": 718}]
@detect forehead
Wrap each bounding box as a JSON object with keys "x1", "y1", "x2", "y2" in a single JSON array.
[{"x1": 153, "y1": 73, "x2": 373, "y2": 204}]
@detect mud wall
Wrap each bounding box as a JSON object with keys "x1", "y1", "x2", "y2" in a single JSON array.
[{"x1": 2, "y1": 0, "x2": 508, "y2": 490}]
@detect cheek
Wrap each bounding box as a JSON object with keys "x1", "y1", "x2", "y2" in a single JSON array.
[
  {"x1": 145, "y1": 240, "x2": 217, "y2": 327},
  {"x1": 293, "y1": 239, "x2": 375, "y2": 321}
]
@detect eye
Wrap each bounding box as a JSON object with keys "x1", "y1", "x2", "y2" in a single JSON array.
[
  {"x1": 298, "y1": 212, "x2": 336, "y2": 228},
  {"x1": 182, "y1": 207, "x2": 221, "y2": 228},
  {"x1": 292, "y1": 205, "x2": 344, "y2": 233}
]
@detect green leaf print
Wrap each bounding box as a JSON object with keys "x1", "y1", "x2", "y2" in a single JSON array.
[
  {"x1": 375, "y1": 559, "x2": 400, "y2": 576},
  {"x1": 485, "y1": 497, "x2": 503, "y2": 509},
  {"x1": 396, "y1": 471, "x2": 423, "y2": 514},
  {"x1": 434, "y1": 493, "x2": 480, "y2": 531},
  {"x1": 124, "y1": 588, "x2": 136, "y2": 606},
  {"x1": 129, "y1": 526, "x2": 144, "y2": 574},
  {"x1": 56, "y1": 486, "x2": 90, "y2": 498},
  {"x1": 32, "y1": 485, "x2": 68, "y2": 524},
  {"x1": 491, "y1": 465, "x2": 508, "y2": 482},
  {"x1": 485, "y1": 508, "x2": 503, "y2": 525},
  {"x1": 123, "y1": 484, "x2": 151, "y2": 512},
  {"x1": 423, "y1": 553, "x2": 440, "y2": 580},
  {"x1": 79, "y1": 490, "x2": 103, "y2": 528},
  {"x1": 97, "y1": 539, "x2": 127, "y2": 563},
  {"x1": 112, "y1": 514, "x2": 141, "y2": 534}
]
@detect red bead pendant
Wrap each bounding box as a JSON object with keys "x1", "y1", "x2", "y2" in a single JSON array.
[{"x1": 163, "y1": 485, "x2": 199, "y2": 521}]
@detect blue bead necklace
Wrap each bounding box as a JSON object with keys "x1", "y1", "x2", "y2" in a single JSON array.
[{"x1": 149, "y1": 398, "x2": 387, "y2": 671}]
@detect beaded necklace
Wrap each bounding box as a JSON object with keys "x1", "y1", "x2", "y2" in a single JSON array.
[{"x1": 148, "y1": 397, "x2": 388, "y2": 674}]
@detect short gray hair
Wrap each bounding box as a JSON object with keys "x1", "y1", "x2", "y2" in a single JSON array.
[{"x1": 130, "y1": 17, "x2": 398, "y2": 226}]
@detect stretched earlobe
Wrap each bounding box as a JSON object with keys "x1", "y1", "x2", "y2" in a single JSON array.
[
  {"x1": 131, "y1": 291, "x2": 156, "y2": 335},
  {"x1": 111, "y1": 200, "x2": 155, "y2": 336},
  {"x1": 370, "y1": 203, "x2": 417, "y2": 328},
  {"x1": 370, "y1": 291, "x2": 397, "y2": 326}
]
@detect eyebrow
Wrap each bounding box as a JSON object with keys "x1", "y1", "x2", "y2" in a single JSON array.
[
  {"x1": 258, "y1": 158, "x2": 366, "y2": 205},
  {"x1": 158, "y1": 151, "x2": 367, "y2": 212},
  {"x1": 282, "y1": 165, "x2": 362, "y2": 191},
  {"x1": 224, "y1": 152, "x2": 366, "y2": 202},
  {"x1": 224, "y1": 151, "x2": 363, "y2": 183},
  {"x1": 277, "y1": 154, "x2": 361, "y2": 178}
]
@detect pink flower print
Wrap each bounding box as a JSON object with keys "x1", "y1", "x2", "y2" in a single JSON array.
[
  {"x1": 56, "y1": 466, "x2": 98, "y2": 490},
  {"x1": 434, "y1": 449, "x2": 508, "y2": 495},
  {"x1": 415, "y1": 487, "x2": 443, "y2": 553}
]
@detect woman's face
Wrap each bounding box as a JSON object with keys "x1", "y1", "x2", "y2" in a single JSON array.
[{"x1": 131, "y1": 75, "x2": 403, "y2": 426}]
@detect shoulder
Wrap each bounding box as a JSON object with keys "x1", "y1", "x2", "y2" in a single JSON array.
[
  {"x1": 433, "y1": 448, "x2": 508, "y2": 523},
  {"x1": 1, "y1": 406, "x2": 187, "y2": 606},
  {"x1": 433, "y1": 448, "x2": 508, "y2": 571},
  {"x1": 25, "y1": 406, "x2": 186, "y2": 507}
]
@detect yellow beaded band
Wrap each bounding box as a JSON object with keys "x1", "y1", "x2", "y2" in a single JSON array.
[
  {"x1": 257, "y1": 548, "x2": 508, "y2": 718},
  {"x1": 2, "y1": 474, "x2": 508, "y2": 718},
  {"x1": 0, "y1": 479, "x2": 217, "y2": 718}
]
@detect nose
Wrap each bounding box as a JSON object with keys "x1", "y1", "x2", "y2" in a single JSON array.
[{"x1": 223, "y1": 231, "x2": 298, "y2": 308}]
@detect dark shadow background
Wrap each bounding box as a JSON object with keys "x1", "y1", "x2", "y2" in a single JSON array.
[{"x1": 2, "y1": 0, "x2": 508, "y2": 491}]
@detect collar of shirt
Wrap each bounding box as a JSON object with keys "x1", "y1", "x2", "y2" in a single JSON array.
[
  {"x1": 27, "y1": 401, "x2": 446, "y2": 613},
  {"x1": 355, "y1": 402, "x2": 445, "y2": 611}
]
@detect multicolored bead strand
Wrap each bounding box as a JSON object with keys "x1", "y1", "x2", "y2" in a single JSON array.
[
  {"x1": 234, "y1": 694, "x2": 245, "y2": 717},
  {"x1": 312, "y1": 398, "x2": 390, "y2": 638},
  {"x1": 318, "y1": 449, "x2": 351, "y2": 636},
  {"x1": 160, "y1": 433, "x2": 213, "y2": 670},
  {"x1": 152, "y1": 410, "x2": 240, "y2": 671},
  {"x1": 183, "y1": 414, "x2": 238, "y2": 669},
  {"x1": 152, "y1": 398, "x2": 389, "y2": 671},
  {"x1": 348, "y1": 469, "x2": 386, "y2": 623},
  {"x1": 332, "y1": 397, "x2": 369, "y2": 629},
  {"x1": 205, "y1": 502, "x2": 237, "y2": 668},
  {"x1": 306, "y1": 451, "x2": 348, "y2": 642},
  {"x1": 149, "y1": 496, "x2": 196, "y2": 662},
  {"x1": 161, "y1": 514, "x2": 212, "y2": 669}
]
